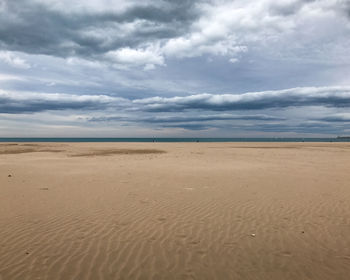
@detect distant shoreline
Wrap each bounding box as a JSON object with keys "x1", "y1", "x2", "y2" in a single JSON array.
[{"x1": 0, "y1": 137, "x2": 349, "y2": 143}]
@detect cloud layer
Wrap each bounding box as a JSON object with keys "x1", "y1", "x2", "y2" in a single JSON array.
[
  {"x1": 1, "y1": 0, "x2": 349, "y2": 68},
  {"x1": 0, "y1": 0, "x2": 203, "y2": 68},
  {"x1": 1, "y1": 87, "x2": 350, "y2": 135},
  {"x1": 135, "y1": 87, "x2": 350, "y2": 112},
  {"x1": 0, "y1": 91, "x2": 120, "y2": 113},
  {"x1": 1, "y1": 0, "x2": 350, "y2": 136},
  {"x1": 1, "y1": 86, "x2": 350, "y2": 114}
]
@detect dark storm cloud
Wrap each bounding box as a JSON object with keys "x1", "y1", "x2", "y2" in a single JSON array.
[
  {"x1": 0, "y1": 0, "x2": 201, "y2": 57},
  {"x1": 250, "y1": 122, "x2": 347, "y2": 134},
  {"x1": 89, "y1": 114, "x2": 285, "y2": 123},
  {"x1": 0, "y1": 92, "x2": 121, "y2": 113},
  {"x1": 135, "y1": 87, "x2": 350, "y2": 112},
  {"x1": 150, "y1": 120, "x2": 348, "y2": 133},
  {"x1": 1, "y1": 86, "x2": 350, "y2": 114},
  {"x1": 160, "y1": 123, "x2": 212, "y2": 130},
  {"x1": 314, "y1": 114, "x2": 350, "y2": 122},
  {"x1": 337, "y1": 0, "x2": 350, "y2": 19},
  {"x1": 269, "y1": 0, "x2": 316, "y2": 16},
  {"x1": 88, "y1": 113, "x2": 285, "y2": 131}
]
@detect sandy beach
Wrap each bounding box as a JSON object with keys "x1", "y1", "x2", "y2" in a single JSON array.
[{"x1": 1, "y1": 142, "x2": 350, "y2": 280}]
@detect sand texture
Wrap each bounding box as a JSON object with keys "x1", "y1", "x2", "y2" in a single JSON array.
[{"x1": 1, "y1": 142, "x2": 350, "y2": 280}]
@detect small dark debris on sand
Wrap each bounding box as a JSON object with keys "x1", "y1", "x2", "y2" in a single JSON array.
[
  {"x1": 39, "y1": 187, "x2": 49, "y2": 191},
  {"x1": 8, "y1": 174, "x2": 12, "y2": 177}
]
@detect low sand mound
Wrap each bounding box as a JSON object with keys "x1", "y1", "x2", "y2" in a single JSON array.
[{"x1": 70, "y1": 149, "x2": 166, "y2": 157}]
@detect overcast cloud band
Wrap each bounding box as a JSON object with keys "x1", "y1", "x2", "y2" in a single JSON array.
[{"x1": 1, "y1": 86, "x2": 350, "y2": 114}]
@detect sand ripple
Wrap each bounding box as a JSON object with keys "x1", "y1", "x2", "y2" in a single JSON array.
[{"x1": 1, "y1": 143, "x2": 350, "y2": 279}]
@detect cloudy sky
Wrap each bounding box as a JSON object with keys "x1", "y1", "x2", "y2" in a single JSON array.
[{"x1": 0, "y1": 0, "x2": 350, "y2": 137}]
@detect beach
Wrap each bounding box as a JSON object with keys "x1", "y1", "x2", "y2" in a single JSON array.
[{"x1": 1, "y1": 142, "x2": 350, "y2": 280}]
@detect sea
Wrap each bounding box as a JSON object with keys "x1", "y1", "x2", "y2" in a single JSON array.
[{"x1": 0, "y1": 138, "x2": 349, "y2": 142}]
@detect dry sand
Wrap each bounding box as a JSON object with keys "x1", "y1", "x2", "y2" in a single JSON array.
[{"x1": 1, "y1": 142, "x2": 350, "y2": 280}]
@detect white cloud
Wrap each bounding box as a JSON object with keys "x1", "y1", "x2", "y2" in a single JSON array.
[
  {"x1": 136, "y1": 0, "x2": 349, "y2": 65},
  {"x1": 106, "y1": 46, "x2": 165, "y2": 70},
  {"x1": 0, "y1": 51, "x2": 30, "y2": 69},
  {"x1": 0, "y1": 73, "x2": 25, "y2": 81},
  {"x1": 229, "y1": 58, "x2": 239, "y2": 63}
]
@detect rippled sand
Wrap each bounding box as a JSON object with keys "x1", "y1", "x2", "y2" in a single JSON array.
[{"x1": 1, "y1": 142, "x2": 350, "y2": 280}]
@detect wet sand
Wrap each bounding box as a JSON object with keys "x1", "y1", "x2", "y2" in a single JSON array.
[{"x1": 1, "y1": 142, "x2": 350, "y2": 280}]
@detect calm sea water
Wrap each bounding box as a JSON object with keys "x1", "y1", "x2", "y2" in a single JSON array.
[{"x1": 0, "y1": 138, "x2": 348, "y2": 142}]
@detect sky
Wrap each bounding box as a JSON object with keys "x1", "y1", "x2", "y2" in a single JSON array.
[{"x1": 0, "y1": 0, "x2": 350, "y2": 137}]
